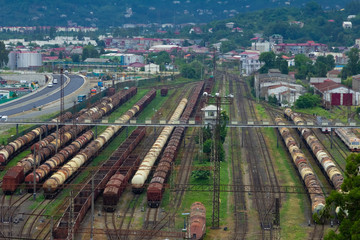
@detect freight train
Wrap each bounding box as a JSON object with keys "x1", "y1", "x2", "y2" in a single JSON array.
[
  {"x1": 2, "y1": 87, "x2": 137, "y2": 194},
  {"x1": 43, "y1": 90, "x2": 155, "y2": 198},
  {"x1": 276, "y1": 117, "x2": 326, "y2": 214},
  {"x1": 53, "y1": 127, "x2": 145, "y2": 239},
  {"x1": 53, "y1": 90, "x2": 155, "y2": 239},
  {"x1": 284, "y1": 108, "x2": 344, "y2": 191},
  {"x1": 131, "y1": 98, "x2": 188, "y2": 193},
  {"x1": 103, "y1": 154, "x2": 141, "y2": 211},
  {"x1": 334, "y1": 128, "x2": 360, "y2": 151},
  {"x1": 0, "y1": 112, "x2": 73, "y2": 166},
  {"x1": 189, "y1": 202, "x2": 206, "y2": 240},
  {"x1": 147, "y1": 82, "x2": 204, "y2": 207},
  {"x1": 24, "y1": 130, "x2": 94, "y2": 191}
]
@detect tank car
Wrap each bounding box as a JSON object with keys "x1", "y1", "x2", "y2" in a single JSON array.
[{"x1": 131, "y1": 98, "x2": 188, "y2": 193}]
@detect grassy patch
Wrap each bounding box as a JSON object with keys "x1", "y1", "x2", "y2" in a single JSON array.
[{"x1": 255, "y1": 104, "x2": 268, "y2": 120}]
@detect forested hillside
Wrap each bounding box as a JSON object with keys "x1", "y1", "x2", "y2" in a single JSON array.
[
  {"x1": 0, "y1": 0, "x2": 352, "y2": 27},
  {"x1": 177, "y1": 1, "x2": 360, "y2": 48}
]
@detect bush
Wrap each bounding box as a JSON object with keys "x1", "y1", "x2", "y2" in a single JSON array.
[{"x1": 295, "y1": 93, "x2": 321, "y2": 109}]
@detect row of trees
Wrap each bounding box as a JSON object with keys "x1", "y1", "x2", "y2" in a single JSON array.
[{"x1": 258, "y1": 52, "x2": 335, "y2": 80}]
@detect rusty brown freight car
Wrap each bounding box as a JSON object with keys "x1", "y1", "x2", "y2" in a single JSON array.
[{"x1": 190, "y1": 202, "x2": 206, "y2": 240}]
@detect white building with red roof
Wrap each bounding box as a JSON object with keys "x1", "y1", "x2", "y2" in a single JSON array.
[{"x1": 311, "y1": 79, "x2": 359, "y2": 106}]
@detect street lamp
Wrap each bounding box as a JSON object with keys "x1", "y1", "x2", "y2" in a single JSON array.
[{"x1": 181, "y1": 212, "x2": 190, "y2": 239}]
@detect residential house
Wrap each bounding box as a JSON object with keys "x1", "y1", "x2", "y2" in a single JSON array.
[
  {"x1": 327, "y1": 69, "x2": 341, "y2": 79},
  {"x1": 282, "y1": 55, "x2": 295, "y2": 67},
  {"x1": 144, "y1": 63, "x2": 160, "y2": 73},
  {"x1": 251, "y1": 41, "x2": 271, "y2": 53},
  {"x1": 225, "y1": 22, "x2": 235, "y2": 29},
  {"x1": 269, "y1": 34, "x2": 283, "y2": 44},
  {"x1": 234, "y1": 51, "x2": 262, "y2": 76},
  {"x1": 343, "y1": 21, "x2": 352, "y2": 29}
]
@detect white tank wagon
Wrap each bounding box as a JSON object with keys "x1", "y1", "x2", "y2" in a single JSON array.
[
  {"x1": 42, "y1": 89, "x2": 156, "y2": 196},
  {"x1": 275, "y1": 117, "x2": 326, "y2": 214},
  {"x1": 131, "y1": 98, "x2": 188, "y2": 193},
  {"x1": 284, "y1": 108, "x2": 344, "y2": 191}
]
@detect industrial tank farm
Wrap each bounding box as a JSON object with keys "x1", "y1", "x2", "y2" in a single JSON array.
[
  {"x1": 276, "y1": 117, "x2": 326, "y2": 214},
  {"x1": 284, "y1": 108, "x2": 344, "y2": 191}
]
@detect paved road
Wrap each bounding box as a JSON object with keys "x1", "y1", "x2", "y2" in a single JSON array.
[{"x1": 0, "y1": 74, "x2": 85, "y2": 116}]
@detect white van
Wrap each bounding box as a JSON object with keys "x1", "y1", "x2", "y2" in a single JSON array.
[
  {"x1": 0, "y1": 115, "x2": 8, "y2": 122},
  {"x1": 53, "y1": 78, "x2": 58, "y2": 84}
]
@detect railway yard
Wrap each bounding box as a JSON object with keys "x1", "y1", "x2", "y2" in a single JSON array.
[{"x1": 0, "y1": 71, "x2": 355, "y2": 240}]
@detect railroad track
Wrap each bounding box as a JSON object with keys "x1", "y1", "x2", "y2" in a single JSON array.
[
  {"x1": 0, "y1": 193, "x2": 34, "y2": 239},
  {"x1": 105, "y1": 211, "x2": 119, "y2": 240},
  {"x1": 228, "y1": 78, "x2": 248, "y2": 240},
  {"x1": 309, "y1": 223, "x2": 324, "y2": 240},
  {"x1": 143, "y1": 207, "x2": 159, "y2": 229},
  {"x1": 231, "y1": 74, "x2": 281, "y2": 239},
  {"x1": 18, "y1": 198, "x2": 53, "y2": 239}
]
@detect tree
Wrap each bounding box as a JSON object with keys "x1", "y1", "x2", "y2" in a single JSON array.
[
  {"x1": 0, "y1": 41, "x2": 9, "y2": 68},
  {"x1": 259, "y1": 52, "x2": 276, "y2": 73},
  {"x1": 295, "y1": 54, "x2": 312, "y2": 68},
  {"x1": 77, "y1": 31, "x2": 84, "y2": 41},
  {"x1": 324, "y1": 153, "x2": 360, "y2": 240},
  {"x1": 341, "y1": 48, "x2": 360, "y2": 79},
  {"x1": 180, "y1": 64, "x2": 196, "y2": 79},
  {"x1": 268, "y1": 95, "x2": 278, "y2": 106},
  {"x1": 82, "y1": 45, "x2": 99, "y2": 61},
  {"x1": 71, "y1": 54, "x2": 80, "y2": 63},
  {"x1": 220, "y1": 40, "x2": 236, "y2": 53},
  {"x1": 49, "y1": 27, "x2": 56, "y2": 39},
  {"x1": 203, "y1": 139, "x2": 212, "y2": 157},
  {"x1": 294, "y1": 93, "x2": 321, "y2": 108},
  {"x1": 59, "y1": 51, "x2": 64, "y2": 59}
]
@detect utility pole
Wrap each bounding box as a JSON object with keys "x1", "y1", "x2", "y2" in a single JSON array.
[
  {"x1": 60, "y1": 68, "x2": 65, "y2": 122},
  {"x1": 205, "y1": 92, "x2": 233, "y2": 229}
]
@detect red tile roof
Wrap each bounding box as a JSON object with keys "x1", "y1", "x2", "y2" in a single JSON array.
[{"x1": 311, "y1": 79, "x2": 345, "y2": 92}]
